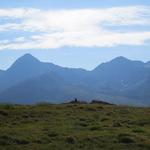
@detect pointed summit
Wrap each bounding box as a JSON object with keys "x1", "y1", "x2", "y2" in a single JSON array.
[
  {"x1": 109, "y1": 56, "x2": 144, "y2": 67},
  {"x1": 111, "y1": 56, "x2": 130, "y2": 63},
  {"x1": 21, "y1": 53, "x2": 35, "y2": 58},
  {"x1": 8, "y1": 54, "x2": 41, "y2": 71},
  {"x1": 16, "y1": 53, "x2": 39, "y2": 63},
  {"x1": 94, "y1": 56, "x2": 131, "y2": 71}
]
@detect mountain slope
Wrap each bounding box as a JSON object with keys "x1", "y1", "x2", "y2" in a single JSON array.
[
  {"x1": 0, "y1": 54, "x2": 87, "y2": 93},
  {"x1": 124, "y1": 74, "x2": 150, "y2": 105},
  {"x1": 0, "y1": 54, "x2": 150, "y2": 105},
  {"x1": 88, "y1": 57, "x2": 149, "y2": 95},
  {"x1": 0, "y1": 54, "x2": 51, "y2": 92},
  {"x1": 0, "y1": 72, "x2": 94, "y2": 104}
]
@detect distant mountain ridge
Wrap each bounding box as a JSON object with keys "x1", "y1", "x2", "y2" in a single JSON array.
[{"x1": 0, "y1": 54, "x2": 149, "y2": 106}]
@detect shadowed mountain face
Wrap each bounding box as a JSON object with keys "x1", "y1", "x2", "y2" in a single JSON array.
[
  {"x1": 0, "y1": 69, "x2": 4, "y2": 75},
  {"x1": 0, "y1": 54, "x2": 150, "y2": 105},
  {"x1": 0, "y1": 54, "x2": 87, "y2": 92},
  {"x1": 0, "y1": 54, "x2": 51, "y2": 91},
  {"x1": 89, "y1": 57, "x2": 149, "y2": 93}
]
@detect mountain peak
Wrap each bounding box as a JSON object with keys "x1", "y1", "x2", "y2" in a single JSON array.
[
  {"x1": 19, "y1": 53, "x2": 38, "y2": 61},
  {"x1": 111, "y1": 56, "x2": 130, "y2": 63},
  {"x1": 8, "y1": 54, "x2": 41, "y2": 71},
  {"x1": 22, "y1": 53, "x2": 33, "y2": 57},
  {"x1": 93, "y1": 56, "x2": 131, "y2": 71},
  {"x1": 15, "y1": 53, "x2": 39, "y2": 63}
]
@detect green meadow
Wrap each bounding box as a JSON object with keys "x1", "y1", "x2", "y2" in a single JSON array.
[{"x1": 0, "y1": 103, "x2": 150, "y2": 150}]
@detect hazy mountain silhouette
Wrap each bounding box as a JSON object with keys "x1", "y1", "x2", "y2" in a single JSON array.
[
  {"x1": 0, "y1": 54, "x2": 149, "y2": 105},
  {"x1": 0, "y1": 72, "x2": 95, "y2": 104},
  {"x1": 0, "y1": 54, "x2": 87, "y2": 92},
  {"x1": 0, "y1": 54, "x2": 51, "y2": 91},
  {"x1": 0, "y1": 70, "x2": 4, "y2": 77},
  {"x1": 90, "y1": 56, "x2": 149, "y2": 92}
]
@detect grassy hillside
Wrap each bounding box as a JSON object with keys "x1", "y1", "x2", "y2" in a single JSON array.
[{"x1": 0, "y1": 103, "x2": 150, "y2": 150}]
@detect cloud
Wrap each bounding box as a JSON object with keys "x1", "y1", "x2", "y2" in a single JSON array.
[{"x1": 0, "y1": 6, "x2": 150, "y2": 50}]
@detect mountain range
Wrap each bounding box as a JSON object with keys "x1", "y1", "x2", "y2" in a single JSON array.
[{"x1": 0, "y1": 54, "x2": 150, "y2": 106}]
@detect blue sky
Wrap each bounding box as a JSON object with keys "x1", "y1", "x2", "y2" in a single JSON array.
[
  {"x1": 0, "y1": 0, "x2": 150, "y2": 70},
  {"x1": 0, "y1": 0, "x2": 150, "y2": 8}
]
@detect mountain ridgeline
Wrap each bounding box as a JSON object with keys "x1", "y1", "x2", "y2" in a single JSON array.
[{"x1": 0, "y1": 54, "x2": 150, "y2": 106}]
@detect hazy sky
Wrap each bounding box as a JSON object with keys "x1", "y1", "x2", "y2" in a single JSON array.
[{"x1": 0, "y1": 0, "x2": 150, "y2": 70}]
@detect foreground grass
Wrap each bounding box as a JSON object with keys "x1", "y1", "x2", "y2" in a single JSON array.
[{"x1": 0, "y1": 103, "x2": 150, "y2": 150}]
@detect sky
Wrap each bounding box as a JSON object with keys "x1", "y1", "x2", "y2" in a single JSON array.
[{"x1": 0, "y1": 0, "x2": 150, "y2": 70}]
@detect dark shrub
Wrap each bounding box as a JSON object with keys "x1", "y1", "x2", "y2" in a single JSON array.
[
  {"x1": 47, "y1": 132, "x2": 58, "y2": 137},
  {"x1": 66, "y1": 136, "x2": 75, "y2": 144},
  {"x1": 119, "y1": 137, "x2": 135, "y2": 143},
  {"x1": 0, "y1": 135, "x2": 29, "y2": 145},
  {"x1": 118, "y1": 134, "x2": 135, "y2": 143},
  {"x1": 0, "y1": 110, "x2": 8, "y2": 116}
]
